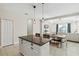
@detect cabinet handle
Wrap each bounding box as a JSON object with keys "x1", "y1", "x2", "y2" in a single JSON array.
[
  {"x1": 31, "y1": 47, "x2": 33, "y2": 49},
  {"x1": 21, "y1": 39, "x2": 23, "y2": 44},
  {"x1": 31, "y1": 43, "x2": 33, "y2": 46}
]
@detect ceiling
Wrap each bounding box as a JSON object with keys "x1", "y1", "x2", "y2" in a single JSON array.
[
  {"x1": 0, "y1": 3, "x2": 79, "y2": 19},
  {"x1": 29, "y1": 3, "x2": 79, "y2": 19}
]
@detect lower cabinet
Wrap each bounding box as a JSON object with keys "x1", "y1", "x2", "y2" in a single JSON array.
[{"x1": 19, "y1": 39, "x2": 49, "y2": 56}]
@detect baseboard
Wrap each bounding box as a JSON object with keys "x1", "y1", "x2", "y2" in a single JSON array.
[
  {"x1": 67, "y1": 40, "x2": 79, "y2": 43},
  {"x1": 0, "y1": 46, "x2": 1, "y2": 48},
  {"x1": 0, "y1": 46, "x2": 2, "y2": 48},
  {"x1": 14, "y1": 41, "x2": 19, "y2": 44},
  {"x1": 0, "y1": 41, "x2": 19, "y2": 48}
]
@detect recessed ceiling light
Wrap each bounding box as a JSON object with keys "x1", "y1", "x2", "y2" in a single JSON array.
[{"x1": 24, "y1": 13, "x2": 28, "y2": 15}]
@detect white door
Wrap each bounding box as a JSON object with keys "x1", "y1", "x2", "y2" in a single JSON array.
[
  {"x1": 27, "y1": 19, "x2": 33, "y2": 35},
  {"x1": 1, "y1": 20, "x2": 13, "y2": 46}
]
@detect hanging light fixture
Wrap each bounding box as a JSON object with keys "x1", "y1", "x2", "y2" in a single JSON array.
[
  {"x1": 33, "y1": 5, "x2": 36, "y2": 24},
  {"x1": 40, "y1": 3, "x2": 45, "y2": 43},
  {"x1": 42, "y1": 3, "x2": 44, "y2": 20}
]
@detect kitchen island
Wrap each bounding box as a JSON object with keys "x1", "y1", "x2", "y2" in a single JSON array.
[{"x1": 19, "y1": 35, "x2": 51, "y2": 56}]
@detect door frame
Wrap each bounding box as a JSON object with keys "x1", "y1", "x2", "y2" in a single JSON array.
[{"x1": 1, "y1": 19, "x2": 14, "y2": 47}]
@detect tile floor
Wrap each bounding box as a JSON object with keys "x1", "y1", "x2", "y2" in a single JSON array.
[
  {"x1": 0, "y1": 44, "x2": 19, "y2": 56},
  {"x1": 0, "y1": 41, "x2": 79, "y2": 56}
]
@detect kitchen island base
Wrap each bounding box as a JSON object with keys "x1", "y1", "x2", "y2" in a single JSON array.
[{"x1": 19, "y1": 38, "x2": 50, "y2": 56}]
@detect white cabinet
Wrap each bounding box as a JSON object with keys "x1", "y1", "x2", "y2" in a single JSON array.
[
  {"x1": 19, "y1": 39, "x2": 50, "y2": 56},
  {"x1": 0, "y1": 19, "x2": 13, "y2": 47}
]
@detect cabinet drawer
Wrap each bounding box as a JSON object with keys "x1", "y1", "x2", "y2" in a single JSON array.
[
  {"x1": 23, "y1": 40, "x2": 40, "y2": 51},
  {"x1": 23, "y1": 40, "x2": 31, "y2": 46}
]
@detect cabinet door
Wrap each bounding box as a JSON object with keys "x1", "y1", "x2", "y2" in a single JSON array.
[
  {"x1": 23, "y1": 40, "x2": 32, "y2": 56},
  {"x1": 27, "y1": 19, "x2": 33, "y2": 35},
  {"x1": 31, "y1": 44, "x2": 40, "y2": 56},
  {"x1": 19, "y1": 40, "x2": 41, "y2": 56},
  {"x1": 31, "y1": 48, "x2": 40, "y2": 56},
  {"x1": 1, "y1": 20, "x2": 13, "y2": 46},
  {"x1": 19, "y1": 39, "x2": 24, "y2": 55},
  {"x1": 22, "y1": 40, "x2": 41, "y2": 56}
]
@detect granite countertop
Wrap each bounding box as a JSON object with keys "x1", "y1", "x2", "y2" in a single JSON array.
[{"x1": 19, "y1": 35, "x2": 51, "y2": 46}]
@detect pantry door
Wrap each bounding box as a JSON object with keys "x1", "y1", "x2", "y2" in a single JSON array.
[
  {"x1": 1, "y1": 20, "x2": 13, "y2": 46},
  {"x1": 27, "y1": 19, "x2": 33, "y2": 35}
]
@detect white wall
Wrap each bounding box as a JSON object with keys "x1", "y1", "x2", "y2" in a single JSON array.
[
  {"x1": 0, "y1": 3, "x2": 34, "y2": 44},
  {"x1": 44, "y1": 16, "x2": 79, "y2": 34}
]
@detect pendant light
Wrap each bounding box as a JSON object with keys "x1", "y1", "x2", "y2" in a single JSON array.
[
  {"x1": 31, "y1": 5, "x2": 36, "y2": 46},
  {"x1": 42, "y1": 3, "x2": 44, "y2": 20},
  {"x1": 40, "y1": 3, "x2": 45, "y2": 43},
  {"x1": 33, "y1": 5, "x2": 36, "y2": 24}
]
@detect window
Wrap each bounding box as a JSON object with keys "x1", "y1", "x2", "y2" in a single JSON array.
[{"x1": 56, "y1": 23, "x2": 71, "y2": 34}]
